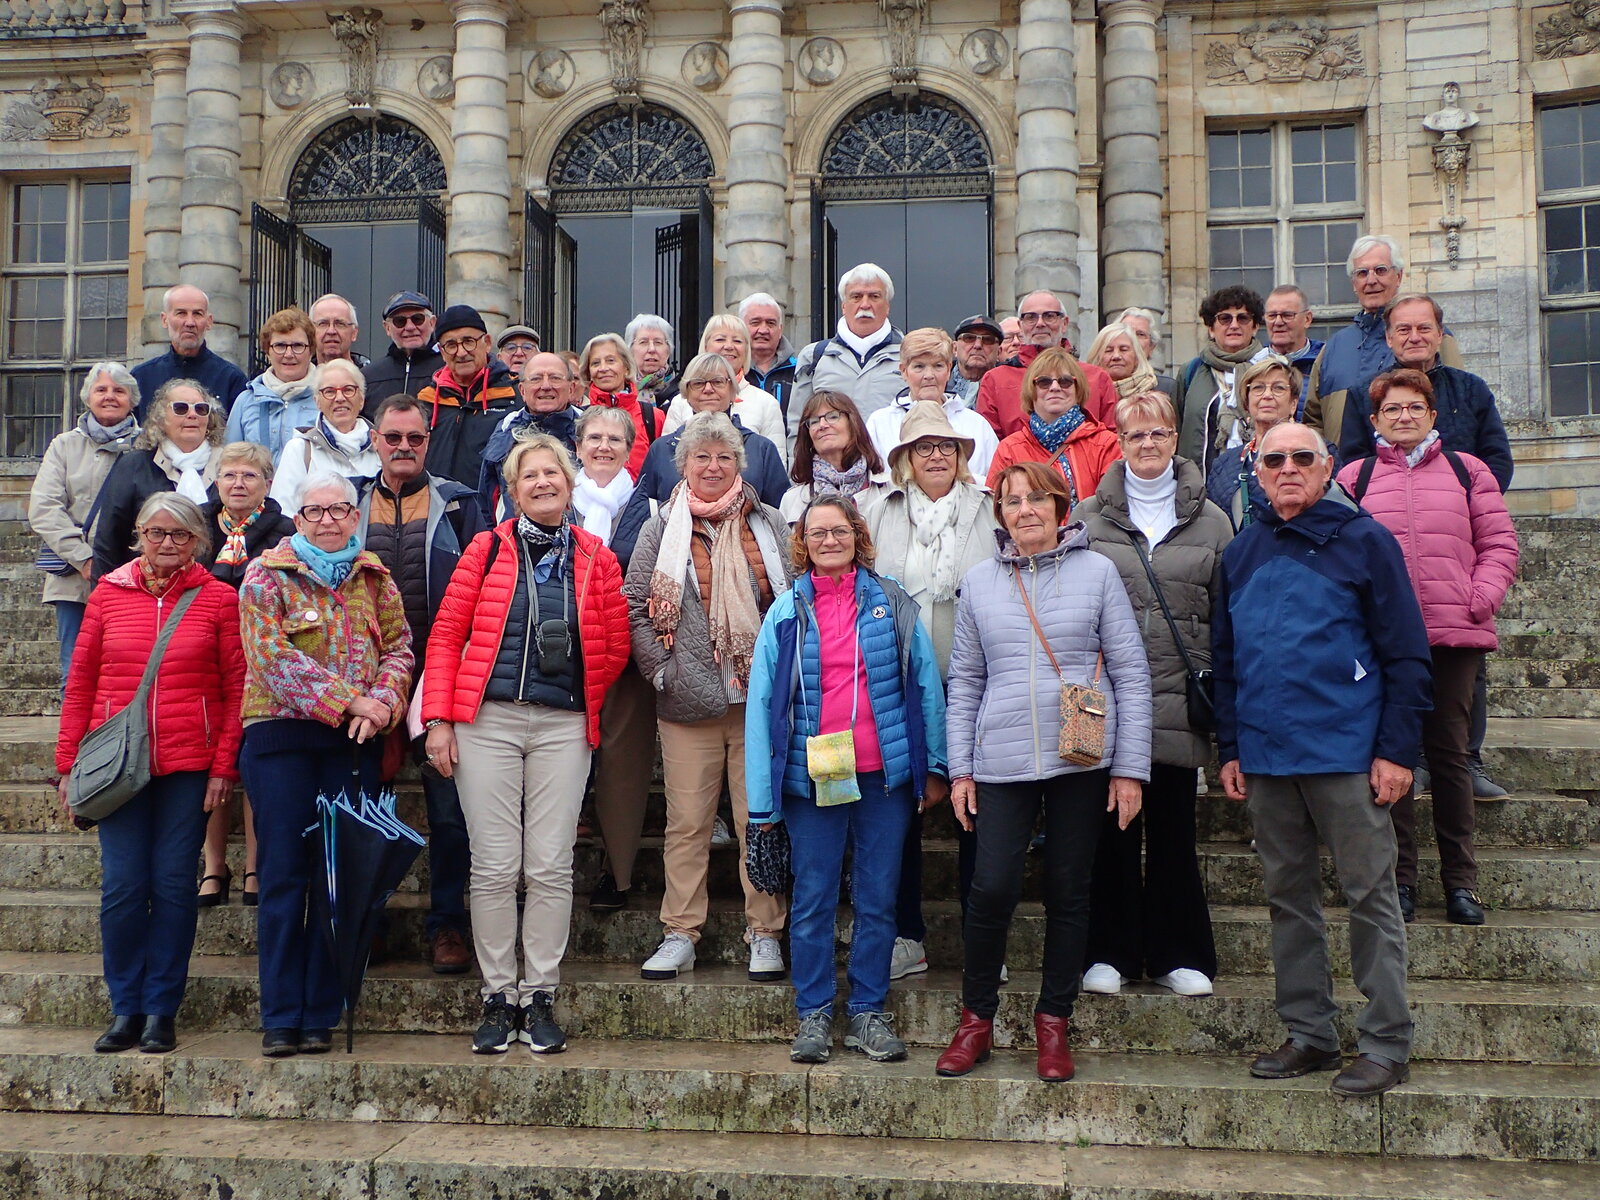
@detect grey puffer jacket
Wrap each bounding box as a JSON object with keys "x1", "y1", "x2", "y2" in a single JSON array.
[
  {"x1": 947, "y1": 524, "x2": 1152, "y2": 784},
  {"x1": 623, "y1": 493, "x2": 793, "y2": 724},
  {"x1": 1076, "y1": 458, "x2": 1233, "y2": 769}
]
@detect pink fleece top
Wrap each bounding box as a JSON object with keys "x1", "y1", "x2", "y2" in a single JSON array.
[{"x1": 811, "y1": 569, "x2": 883, "y2": 771}]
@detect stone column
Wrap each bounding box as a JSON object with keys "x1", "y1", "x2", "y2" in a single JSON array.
[
  {"x1": 141, "y1": 43, "x2": 189, "y2": 354},
  {"x1": 1013, "y1": 0, "x2": 1079, "y2": 311},
  {"x1": 447, "y1": 0, "x2": 514, "y2": 329},
  {"x1": 723, "y1": 0, "x2": 789, "y2": 307},
  {"x1": 1100, "y1": 0, "x2": 1166, "y2": 327},
  {"x1": 177, "y1": 3, "x2": 247, "y2": 361}
]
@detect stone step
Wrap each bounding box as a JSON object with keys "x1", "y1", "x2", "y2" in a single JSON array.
[
  {"x1": 1481, "y1": 717, "x2": 1600, "y2": 796},
  {"x1": 1500, "y1": 630, "x2": 1600, "y2": 660},
  {"x1": 2, "y1": 889, "x2": 1595, "y2": 985},
  {"x1": 4, "y1": 954, "x2": 1595, "y2": 1066},
  {"x1": 2, "y1": 1028, "x2": 1596, "y2": 1161},
  {"x1": 1489, "y1": 659, "x2": 1600, "y2": 689},
  {"x1": 0, "y1": 639, "x2": 62, "y2": 667},
  {"x1": 0, "y1": 689, "x2": 58, "y2": 717},
  {"x1": 1489, "y1": 688, "x2": 1600, "y2": 719}
]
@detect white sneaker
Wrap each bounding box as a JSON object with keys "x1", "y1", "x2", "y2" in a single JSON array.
[
  {"x1": 1154, "y1": 968, "x2": 1213, "y2": 997},
  {"x1": 748, "y1": 932, "x2": 785, "y2": 981},
  {"x1": 641, "y1": 932, "x2": 696, "y2": 979},
  {"x1": 1196, "y1": 767, "x2": 1208, "y2": 796},
  {"x1": 711, "y1": 816, "x2": 734, "y2": 847},
  {"x1": 889, "y1": 937, "x2": 928, "y2": 980},
  {"x1": 1081, "y1": 962, "x2": 1125, "y2": 994},
  {"x1": 1000, "y1": 963, "x2": 1009, "y2": 984}
]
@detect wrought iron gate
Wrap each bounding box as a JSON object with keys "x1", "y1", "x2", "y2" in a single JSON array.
[{"x1": 248, "y1": 203, "x2": 333, "y2": 373}]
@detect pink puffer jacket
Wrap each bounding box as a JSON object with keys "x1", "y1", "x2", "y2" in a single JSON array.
[{"x1": 1336, "y1": 439, "x2": 1519, "y2": 650}]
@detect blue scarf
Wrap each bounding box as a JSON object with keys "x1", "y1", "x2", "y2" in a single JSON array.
[
  {"x1": 1028, "y1": 406, "x2": 1087, "y2": 454},
  {"x1": 290, "y1": 532, "x2": 362, "y2": 587},
  {"x1": 79, "y1": 411, "x2": 137, "y2": 445}
]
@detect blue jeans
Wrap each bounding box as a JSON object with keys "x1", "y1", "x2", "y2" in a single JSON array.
[
  {"x1": 97, "y1": 770, "x2": 209, "y2": 1017},
  {"x1": 785, "y1": 771, "x2": 913, "y2": 1018},
  {"x1": 417, "y1": 742, "x2": 469, "y2": 938},
  {"x1": 53, "y1": 600, "x2": 85, "y2": 693}
]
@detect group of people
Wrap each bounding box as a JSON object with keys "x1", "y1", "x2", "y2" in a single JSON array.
[{"x1": 34, "y1": 238, "x2": 1519, "y2": 1097}]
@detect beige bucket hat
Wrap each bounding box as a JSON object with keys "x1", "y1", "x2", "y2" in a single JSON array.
[{"x1": 886, "y1": 400, "x2": 977, "y2": 473}]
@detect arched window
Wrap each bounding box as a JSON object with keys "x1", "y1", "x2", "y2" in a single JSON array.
[
  {"x1": 290, "y1": 115, "x2": 447, "y2": 221},
  {"x1": 822, "y1": 94, "x2": 992, "y2": 196},
  {"x1": 548, "y1": 103, "x2": 713, "y2": 211}
]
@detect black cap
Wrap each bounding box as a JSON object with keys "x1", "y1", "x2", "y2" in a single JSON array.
[
  {"x1": 382, "y1": 290, "x2": 432, "y2": 319},
  {"x1": 953, "y1": 314, "x2": 1003, "y2": 340},
  {"x1": 436, "y1": 304, "x2": 488, "y2": 336}
]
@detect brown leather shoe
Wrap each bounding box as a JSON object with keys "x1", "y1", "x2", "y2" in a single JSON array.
[
  {"x1": 430, "y1": 928, "x2": 471, "y2": 975},
  {"x1": 1249, "y1": 1038, "x2": 1342, "y2": 1079},
  {"x1": 935, "y1": 1009, "x2": 993, "y2": 1077},
  {"x1": 1034, "y1": 1012, "x2": 1075, "y2": 1082},
  {"x1": 1331, "y1": 1054, "x2": 1410, "y2": 1097}
]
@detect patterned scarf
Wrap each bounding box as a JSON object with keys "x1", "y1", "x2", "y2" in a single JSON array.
[
  {"x1": 903, "y1": 482, "x2": 962, "y2": 603},
  {"x1": 216, "y1": 503, "x2": 264, "y2": 566},
  {"x1": 638, "y1": 368, "x2": 676, "y2": 395},
  {"x1": 515, "y1": 513, "x2": 571, "y2": 584},
  {"x1": 1028, "y1": 406, "x2": 1087, "y2": 454},
  {"x1": 811, "y1": 454, "x2": 870, "y2": 497},
  {"x1": 138, "y1": 558, "x2": 182, "y2": 597}
]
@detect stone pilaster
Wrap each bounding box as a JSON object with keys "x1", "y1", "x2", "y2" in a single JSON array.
[
  {"x1": 176, "y1": 3, "x2": 246, "y2": 362},
  {"x1": 141, "y1": 43, "x2": 189, "y2": 353},
  {"x1": 447, "y1": 0, "x2": 514, "y2": 329},
  {"x1": 723, "y1": 0, "x2": 788, "y2": 308},
  {"x1": 1100, "y1": 0, "x2": 1165, "y2": 327},
  {"x1": 1013, "y1": 0, "x2": 1079, "y2": 310}
]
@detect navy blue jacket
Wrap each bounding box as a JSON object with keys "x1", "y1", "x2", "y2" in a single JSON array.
[
  {"x1": 746, "y1": 339, "x2": 798, "y2": 419},
  {"x1": 131, "y1": 345, "x2": 248, "y2": 421},
  {"x1": 476, "y1": 404, "x2": 581, "y2": 524},
  {"x1": 1212, "y1": 490, "x2": 1432, "y2": 775},
  {"x1": 1275, "y1": 337, "x2": 1324, "y2": 418},
  {"x1": 1338, "y1": 362, "x2": 1513, "y2": 494}
]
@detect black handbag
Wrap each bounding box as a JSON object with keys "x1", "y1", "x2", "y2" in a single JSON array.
[
  {"x1": 744, "y1": 821, "x2": 791, "y2": 895},
  {"x1": 1132, "y1": 539, "x2": 1215, "y2": 734}
]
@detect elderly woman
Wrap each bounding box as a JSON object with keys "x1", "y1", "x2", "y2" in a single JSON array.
[
  {"x1": 1086, "y1": 322, "x2": 1167, "y2": 407},
  {"x1": 225, "y1": 307, "x2": 318, "y2": 461},
  {"x1": 581, "y1": 332, "x2": 663, "y2": 482},
  {"x1": 665, "y1": 315, "x2": 788, "y2": 456},
  {"x1": 572, "y1": 406, "x2": 638, "y2": 546},
  {"x1": 93, "y1": 380, "x2": 225, "y2": 579},
  {"x1": 938, "y1": 461, "x2": 1152, "y2": 1082},
  {"x1": 270, "y1": 358, "x2": 380, "y2": 508},
  {"x1": 1336, "y1": 369, "x2": 1519, "y2": 927},
  {"x1": 56, "y1": 494, "x2": 244, "y2": 1054},
  {"x1": 746, "y1": 495, "x2": 948, "y2": 1064},
  {"x1": 1075, "y1": 393, "x2": 1233, "y2": 998},
  {"x1": 194, "y1": 441, "x2": 297, "y2": 907},
  {"x1": 238, "y1": 474, "x2": 413, "y2": 1057},
  {"x1": 423, "y1": 433, "x2": 629, "y2": 1054},
  {"x1": 623, "y1": 411, "x2": 793, "y2": 982},
  {"x1": 1206, "y1": 355, "x2": 1304, "y2": 529},
  {"x1": 780, "y1": 390, "x2": 884, "y2": 523},
  {"x1": 29, "y1": 362, "x2": 141, "y2": 682},
  {"x1": 985, "y1": 350, "x2": 1122, "y2": 512},
  {"x1": 866, "y1": 328, "x2": 998, "y2": 480},
  {"x1": 627, "y1": 313, "x2": 680, "y2": 407}
]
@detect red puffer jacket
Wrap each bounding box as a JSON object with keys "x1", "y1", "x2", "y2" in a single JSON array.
[
  {"x1": 423, "y1": 520, "x2": 630, "y2": 746},
  {"x1": 57, "y1": 560, "x2": 246, "y2": 780}
]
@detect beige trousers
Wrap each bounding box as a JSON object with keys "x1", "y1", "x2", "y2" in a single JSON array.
[{"x1": 592, "y1": 661, "x2": 657, "y2": 891}]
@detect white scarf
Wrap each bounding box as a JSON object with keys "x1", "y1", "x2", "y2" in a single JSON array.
[
  {"x1": 835, "y1": 317, "x2": 892, "y2": 361},
  {"x1": 259, "y1": 369, "x2": 310, "y2": 401},
  {"x1": 1125, "y1": 463, "x2": 1178, "y2": 549},
  {"x1": 1378, "y1": 428, "x2": 1440, "y2": 469},
  {"x1": 322, "y1": 417, "x2": 372, "y2": 458},
  {"x1": 572, "y1": 468, "x2": 635, "y2": 544},
  {"x1": 162, "y1": 439, "x2": 212, "y2": 505},
  {"x1": 902, "y1": 483, "x2": 963, "y2": 603}
]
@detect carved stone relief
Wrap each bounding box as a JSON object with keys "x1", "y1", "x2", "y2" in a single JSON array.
[
  {"x1": 328, "y1": 7, "x2": 383, "y2": 109},
  {"x1": 599, "y1": 0, "x2": 648, "y2": 103},
  {"x1": 1535, "y1": 2, "x2": 1600, "y2": 59},
  {"x1": 1204, "y1": 19, "x2": 1364, "y2": 85},
  {"x1": 1, "y1": 78, "x2": 131, "y2": 142},
  {"x1": 798, "y1": 37, "x2": 845, "y2": 86},
  {"x1": 418, "y1": 55, "x2": 454, "y2": 102},
  {"x1": 960, "y1": 29, "x2": 1009, "y2": 77},
  {"x1": 529, "y1": 48, "x2": 576, "y2": 99},
  {"x1": 1423, "y1": 83, "x2": 1480, "y2": 267},
  {"x1": 682, "y1": 41, "x2": 727, "y2": 91},
  {"x1": 881, "y1": 0, "x2": 927, "y2": 91},
  {"x1": 268, "y1": 62, "x2": 313, "y2": 110}
]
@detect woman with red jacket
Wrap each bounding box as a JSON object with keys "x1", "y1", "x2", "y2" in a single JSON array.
[
  {"x1": 423, "y1": 432, "x2": 630, "y2": 1057},
  {"x1": 985, "y1": 348, "x2": 1123, "y2": 514},
  {"x1": 579, "y1": 332, "x2": 663, "y2": 481},
  {"x1": 56, "y1": 493, "x2": 245, "y2": 1056}
]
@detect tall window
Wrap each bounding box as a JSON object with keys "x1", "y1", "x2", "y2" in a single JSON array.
[
  {"x1": 1206, "y1": 122, "x2": 1361, "y2": 323},
  {"x1": 2, "y1": 178, "x2": 129, "y2": 457},
  {"x1": 1540, "y1": 98, "x2": 1600, "y2": 419}
]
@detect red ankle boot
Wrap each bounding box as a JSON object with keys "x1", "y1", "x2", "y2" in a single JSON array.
[
  {"x1": 935, "y1": 1009, "x2": 993, "y2": 1077},
  {"x1": 1035, "y1": 1012, "x2": 1075, "y2": 1082}
]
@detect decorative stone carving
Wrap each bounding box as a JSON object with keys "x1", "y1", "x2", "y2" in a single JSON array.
[
  {"x1": 1424, "y1": 82, "x2": 1479, "y2": 268},
  {"x1": 1204, "y1": 18, "x2": 1363, "y2": 85},
  {"x1": 418, "y1": 55, "x2": 454, "y2": 101},
  {"x1": 960, "y1": 29, "x2": 1009, "y2": 77},
  {"x1": 599, "y1": 0, "x2": 648, "y2": 103},
  {"x1": 1, "y1": 78, "x2": 131, "y2": 141},
  {"x1": 798, "y1": 37, "x2": 845, "y2": 86},
  {"x1": 529, "y1": 47, "x2": 575, "y2": 99},
  {"x1": 268, "y1": 62, "x2": 312, "y2": 109},
  {"x1": 881, "y1": 0, "x2": 927, "y2": 92},
  {"x1": 328, "y1": 7, "x2": 383, "y2": 109},
  {"x1": 682, "y1": 41, "x2": 727, "y2": 90},
  {"x1": 1535, "y1": 2, "x2": 1600, "y2": 59}
]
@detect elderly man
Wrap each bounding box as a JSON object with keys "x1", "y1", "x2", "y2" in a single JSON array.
[
  {"x1": 789, "y1": 263, "x2": 905, "y2": 445},
  {"x1": 358, "y1": 394, "x2": 486, "y2": 974},
  {"x1": 309, "y1": 294, "x2": 368, "y2": 369},
  {"x1": 363, "y1": 290, "x2": 446, "y2": 413},
  {"x1": 1261, "y1": 287, "x2": 1323, "y2": 417},
  {"x1": 477, "y1": 351, "x2": 583, "y2": 524},
  {"x1": 998, "y1": 316, "x2": 1022, "y2": 361},
  {"x1": 414, "y1": 304, "x2": 518, "y2": 490},
  {"x1": 739, "y1": 293, "x2": 797, "y2": 418},
  {"x1": 1213, "y1": 420, "x2": 1431, "y2": 1099},
  {"x1": 494, "y1": 325, "x2": 540, "y2": 379},
  {"x1": 628, "y1": 313, "x2": 680, "y2": 406},
  {"x1": 947, "y1": 314, "x2": 1003, "y2": 403},
  {"x1": 1115, "y1": 306, "x2": 1179, "y2": 397},
  {"x1": 131, "y1": 284, "x2": 248, "y2": 420},
  {"x1": 1176, "y1": 285, "x2": 1268, "y2": 472},
  {"x1": 975, "y1": 290, "x2": 1117, "y2": 437}
]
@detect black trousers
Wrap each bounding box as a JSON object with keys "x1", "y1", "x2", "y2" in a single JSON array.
[
  {"x1": 962, "y1": 770, "x2": 1106, "y2": 1020},
  {"x1": 1395, "y1": 646, "x2": 1482, "y2": 891},
  {"x1": 1084, "y1": 762, "x2": 1218, "y2": 981},
  {"x1": 895, "y1": 809, "x2": 927, "y2": 942}
]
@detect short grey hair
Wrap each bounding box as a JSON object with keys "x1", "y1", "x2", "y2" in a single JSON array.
[
  {"x1": 674, "y1": 411, "x2": 747, "y2": 475},
  {"x1": 132, "y1": 492, "x2": 211, "y2": 557},
  {"x1": 737, "y1": 292, "x2": 784, "y2": 323},
  {"x1": 1346, "y1": 234, "x2": 1405, "y2": 278},
  {"x1": 311, "y1": 358, "x2": 365, "y2": 400},
  {"x1": 217, "y1": 440, "x2": 275, "y2": 479},
  {"x1": 1266, "y1": 285, "x2": 1310, "y2": 310},
  {"x1": 310, "y1": 293, "x2": 359, "y2": 327},
  {"x1": 1257, "y1": 420, "x2": 1328, "y2": 459},
  {"x1": 161, "y1": 284, "x2": 211, "y2": 311},
  {"x1": 79, "y1": 362, "x2": 140, "y2": 412},
  {"x1": 297, "y1": 472, "x2": 359, "y2": 508},
  {"x1": 679, "y1": 351, "x2": 737, "y2": 386},
  {"x1": 837, "y1": 262, "x2": 895, "y2": 305},
  {"x1": 1115, "y1": 307, "x2": 1161, "y2": 339},
  {"x1": 625, "y1": 313, "x2": 675, "y2": 352},
  {"x1": 576, "y1": 404, "x2": 636, "y2": 450}
]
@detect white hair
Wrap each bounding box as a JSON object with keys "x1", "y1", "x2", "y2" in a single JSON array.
[
  {"x1": 79, "y1": 361, "x2": 140, "y2": 410},
  {"x1": 1116, "y1": 307, "x2": 1161, "y2": 338},
  {"x1": 297, "y1": 472, "x2": 359, "y2": 508},
  {"x1": 737, "y1": 292, "x2": 785, "y2": 323},
  {"x1": 311, "y1": 357, "x2": 365, "y2": 398},
  {"x1": 625, "y1": 313, "x2": 675, "y2": 352},
  {"x1": 837, "y1": 263, "x2": 895, "y2": 305},
  {"x1": 1346, "y1": 234, "x2": 1406, "y2": 278},
  {"x1": 311, "y1": 293, "x2": 359, "y2": 327}
]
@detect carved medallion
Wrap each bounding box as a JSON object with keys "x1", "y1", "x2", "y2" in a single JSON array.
[
  {"x1": 268, "y1": 62, "x2": 313, "y2": 110},
  {"x1": 682, "y1": 41, "x2": 727, "y2": 91},
  {"x1": 960, "y1": 29, "x2": 1009, "y2": 77},
  {"x1": 1535, "y1": 2, "x2": 1600, "y2": 59},
  {"x1": 1, "y1": 78, "x2": 131, "y2": 142},
  {"x1": 1205, "y1": 18, "x2": 1364, "y2": 85},
  {"x1": 798, "y1": 38, "x2": 845, "y2": 86},
  {"x1": 529, "y1": 47, "x2": 576, "y2": 99},
  {"x1": 418, "y1": 55, "x2": 454, "y2": 102}
]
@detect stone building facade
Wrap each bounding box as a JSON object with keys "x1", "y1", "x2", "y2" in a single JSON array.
[{"x1": 2, "y1": 0, "x2": 1598, "y2": 513}]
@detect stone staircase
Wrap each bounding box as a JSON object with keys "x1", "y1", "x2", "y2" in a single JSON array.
[{"x1": 0, "y1": 513, "x2": 1597, "y2": 1198}]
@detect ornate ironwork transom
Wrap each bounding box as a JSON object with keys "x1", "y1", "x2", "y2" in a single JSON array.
[
  {"x1": 820, "y1": 94, "x2": 991, "y2": 201},
  {"x1": 548, "y1": 104, "x2": 712, "y2": 214},
  {"x1": 289, "y1": 115, "x2": 447, "y2": 222}
]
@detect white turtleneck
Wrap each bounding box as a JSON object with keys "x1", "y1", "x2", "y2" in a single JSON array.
[{"x1": 1125, "y1": 462, "x2": 1178, "y2": 549}]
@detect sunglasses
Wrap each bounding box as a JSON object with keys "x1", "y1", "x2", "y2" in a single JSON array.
[
  {"x1": 1032, "y1": 375, "x2": 1075, "y2": 390},
  {"x1": 1213, "y1": 313, "x2": 1255, "y2": 326},
  {"x1": 380, "y1": 431, "x2": 428, "y2": 448},
  {"x1": 389, "y1": 312, "x2": 430, "y2": 327},
  {"x1": 1259, "y1": 449, "x2": 1322, "y2": 470},
  {"x1": 168, "y1": 401, "x2": 211, "y2": 416}
]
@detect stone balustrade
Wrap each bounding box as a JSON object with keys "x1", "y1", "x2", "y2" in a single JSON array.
[{"x1": 0, "y1": 1, "x2": 140, "y2": 37}]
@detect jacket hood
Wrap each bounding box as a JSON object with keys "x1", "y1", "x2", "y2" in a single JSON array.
[
  {"x1": 993, "y1": 520, "x2": 1090, "y2": 565},
  {"x1": 102, "y1": 558, "x2": 214, "y2": 593},
  {"x1": 1256, "y1": 489, "x2": 1361, "y2": 545},
  {"x1": 1091, "y1": 457, "x2": 1208, "y2": 532}
]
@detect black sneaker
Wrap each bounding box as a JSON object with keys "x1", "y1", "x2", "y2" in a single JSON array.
[
  {"x1": 1397, "y1": 884, "x2": 1416, "y2": 924},
  {"x1": 519, "y1": 992, "x2": 567, "y2": 1054},
  {"x1": 261, "y1": 1028, "x2": 299, "y2": 1058},
  {"x1": 298, "y1": 1028, "x2": 333, "y2": 1054},
  {"x1": 472, "y1": 996, "x2": 517, "y2": 1055},
  {"x1": 589, "y1": 870, "x2": 628, "y2": 912}
]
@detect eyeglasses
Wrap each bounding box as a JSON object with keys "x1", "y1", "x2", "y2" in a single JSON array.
[
  {"x1": 912, "y1": 439, "x2": 959, "y2": 458},
  {"x1": 500, "y1": 341, "x2": 538, "y2": 353},
  {"x1": 1353, "y1": 265, "x2": 1394, "y2": 280},
  {"x1": 522, "y1": 372, "x2": 572, "y2": 384},
  {"x1": 689, "y1": 452, "x2": 739, "y2": 468},
  {"x1": 1032, "y1": 375, "x2": 1075, "y2": 390},
  {"x1": 1121, "y1": 428, "x2": 1174, "y2": 445},
  {"x1": 1000, "y1": 490, "x2": 1056, "y2": 512},
  {"x1": 685, "y1": 378, "x2": 728, "y2": 390},
  {"x1": 440, "y1": 335, "x2": 484, "y2": 355},
  {"x1": 168, "y1": 401, "x2": 211, "y2": 416},
  {"x1": 1259, "y1": 449, "x2": 1323, "y2": 470},
  {"x1": 1264, "y1": 310, "x2": 1305, "y2": 322},
  {"x1": 299, "y1": 502, "x2": 358, "y2": 522},
  {"x1": 804, "y1": 526, "x2": 854, "y2": 544},
  {"x1": 314, "y1": 318, "x2": 354, "y2": 330},
  {"x1": 1018, "y1": 310, "x2": 1064, "y2": 324},
  {"x1": 1378, "y1": 402, "x2": 1430, "y2": 419},
  {"x1": 804, "y1": 410, "x2": 846, "y2": 430},
  {"x1": 218, "y1": 469, "x2": 263, "y2": 484},
  {"x1": 388, "y1": 312, "x2": 430, "y2": 327},
  {"x1": 318, "y1": 385, "x2": 360, "y2": 401},
  {"x1": 379, "y1": 430, "x2": 428, "y2": 447},
  {"x1": 581, "y1": 432, "x2": 628, "y2": 446},
  {"x1": 1212, "y1": 313, "x2": 1255, "y2": 326},
  {"x1": 269, "y1": 341, "x2": 310, "y2": 354},
  {"x1": 140, "y1": 527, "x2": 195, "y2": 546},
  {"x1": 1246, "y1": 382, "x2": 1294, "y2": 398}
]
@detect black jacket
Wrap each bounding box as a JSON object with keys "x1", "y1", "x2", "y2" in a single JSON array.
[
  {"x1": 362, "y1": 342, "x2": 446, "y2": 417},
  {"x1": 130, "y1": 345, "x2": 247, "y2": 421},
  {"x1": 198, "y1": 497, "x2": 297, "y2": 589},
  {"x1": 91, "y1": 448, "x2": 218, "y2": 581}
]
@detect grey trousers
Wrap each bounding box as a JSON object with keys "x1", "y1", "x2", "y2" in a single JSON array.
[{"x1": 1246, "y1": 772, "x2": 1413, "y2": 1063}]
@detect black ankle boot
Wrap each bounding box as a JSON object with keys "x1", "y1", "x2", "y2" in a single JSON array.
[
  {"x1": 138, "y1": 1015, "x2": 177, "y2": 1053},
  {"x1": 94, "y1": 1014, "x2": 144, "y2": 1053}
]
